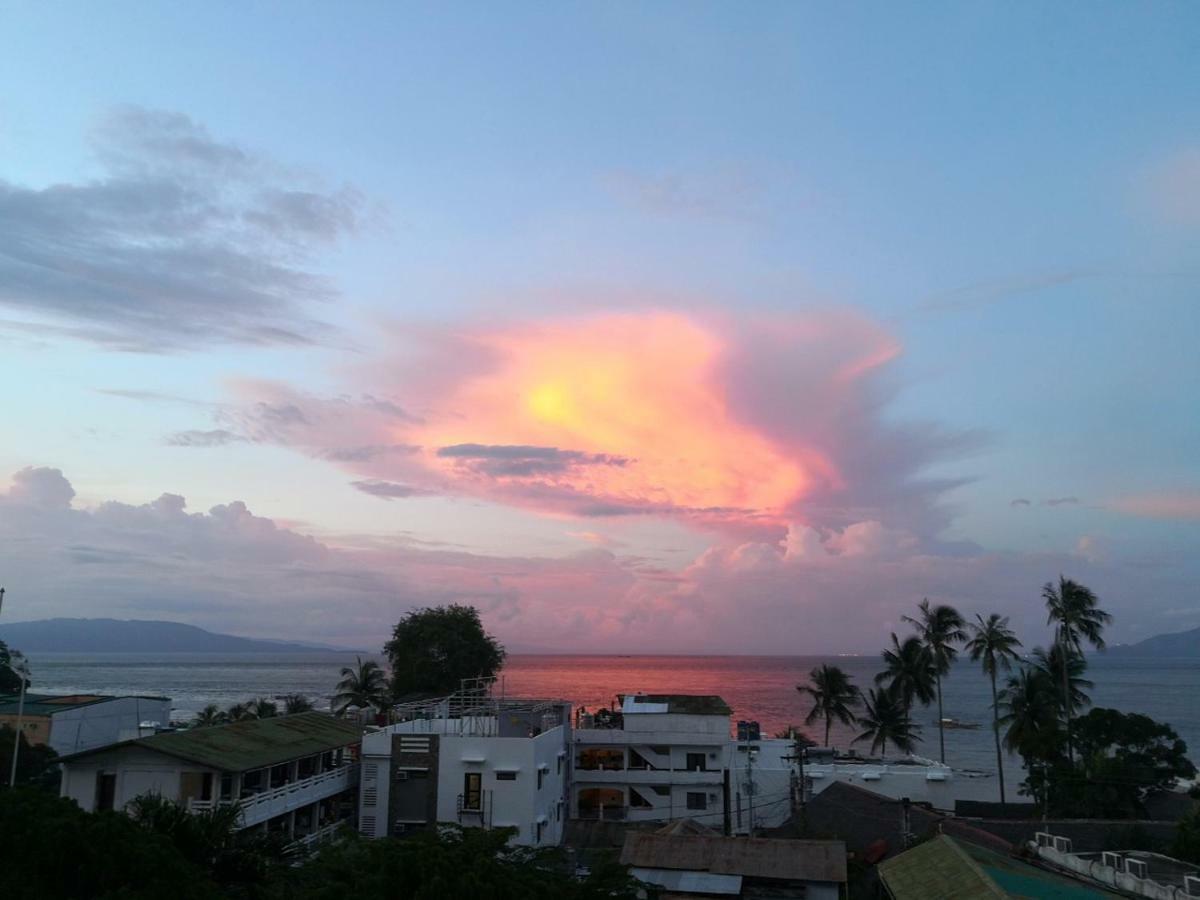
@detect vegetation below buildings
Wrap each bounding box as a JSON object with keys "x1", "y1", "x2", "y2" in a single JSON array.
[{"x1": 0, "y1": 789, "x2": 646, "y2": 900}]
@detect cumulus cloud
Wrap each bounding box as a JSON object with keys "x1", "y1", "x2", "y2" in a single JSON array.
[
  {"x1": 0, "y1": 467, "x2": 1193, "y2": 652},
  {"x1": 226, "y1": 309, "x2": 983, "y2": 543},
  {"x1": 0, "y1": 107, "x2": 363, "y2": 351}
]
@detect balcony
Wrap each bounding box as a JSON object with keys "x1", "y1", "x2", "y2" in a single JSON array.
[
  {"x1": 287, "y1": 819, "x2": 348, "y2": 852},
  {"x1": 572, "y1": 768, "x2": 723, "y2": 786},
  {"x1": 188, "y1": 763, "x2": 359, "y2": 828}
]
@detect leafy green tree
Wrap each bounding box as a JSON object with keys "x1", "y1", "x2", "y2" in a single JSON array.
[
  {"x1": 192, "y1": 704, "x2": 228, "y2": 728},
  {"x1": 0, "y1": 640, "x2": 27, "y2": 694},
  {"x1": 965, "y1": 613, "x2": 1023, "y2": 803},
  {"x1": 903, "y1": 598, "x2": 967, "y2": 763},
  {"x1": 998, "y1": 665, "x2": 1063, "y2": 807},
  {"x1": 1043, "y1": 576, "x2": 1111, "y2": 761},
  {"x1": 875, "y1": 633, "x2": 936, "y2": 714},
  {"x1": 797, "y1": 664, "x2": 860, "y2": 747},
  {"x1": 1172, "y1": 807, "x2": 1200, "y2": 865},
  {"x1": 384, "y1": 605, "x2": 506, "y2": 700},
  {"x1": 333, "y1": 656, "x2": 389, "y2": 715},
  {"x1": 0, "y1": 724, "x2": 60, "y2": 789},
  {"x1": 272, "y1": 825, "x2": 647, "y2": 900},
  {"x1": 251, "y1": 697, "x2": 279, "y2": 719},
  {"x1": 283, "y1": 693, "x2": 314, "y2": 714},
  {"x1": 0, "y1": 787, "x2": 221, "y2": 900},
  {"x1": 854, "y1": 687, "x2": 921, "y2": 757},
  {"x1": 226, "y1": 701, "x2": 255, "y2": 722}
]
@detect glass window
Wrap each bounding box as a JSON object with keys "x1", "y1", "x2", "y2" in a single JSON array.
[
  {"x1": 686, "y1": 792, "x2": 707, "y2": 811},
  {"x1": 463, "y1": 772, "x2": 482, "y2": 810},
  {"x1": 496, "y1": 771, "x2": 517, "y2": 781}
]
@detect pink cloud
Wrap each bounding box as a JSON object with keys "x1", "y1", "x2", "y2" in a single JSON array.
[{"x1": 223, "y1": 309, "x2": 978, "y2": 542}]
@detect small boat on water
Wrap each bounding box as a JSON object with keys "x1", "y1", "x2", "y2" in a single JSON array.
[{"x1": 935, "y1": 717, "x2": 980, "y2": 729}]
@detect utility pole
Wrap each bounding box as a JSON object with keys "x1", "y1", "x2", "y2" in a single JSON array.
[
  {"x1": 8, "y1": 658, "x2": 27, "y2": 788},
  {"x1": 744, "y1": 743, "x2": 756, "y2": 836}
]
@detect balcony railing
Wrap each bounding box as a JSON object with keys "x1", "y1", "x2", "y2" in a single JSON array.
[
  {"x1": 287, "y1": 819, "x2": 347, "y2": 852},
  {"x1": 187, "y1": 763, "x2": 359, "y2": 827}
]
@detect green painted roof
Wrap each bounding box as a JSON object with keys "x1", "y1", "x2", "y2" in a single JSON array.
[
  {"x1": 879, "y1": 835, "x2": 1007, "y2": 900},
  {"x1": 62, "y1": 712, "x2": 362, "y2": 772},
  {"x1": 879, "y1": 836, "x2": 1121, "y2": 900},
  {"x1": 0, "y1": 693, "x2": 112, "y2": 716}
]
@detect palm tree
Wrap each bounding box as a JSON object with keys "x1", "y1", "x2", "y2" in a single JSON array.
[
  {"x1": 226, "y1": 701, "x2": 256, "y2": 722},
  {"x1": 250, "y1": 697, "x2": 278, "y2": 719},
  {"x1": 1043, "y1": 576, "x2": 1110, "y2": 760},
  {"x1": 797, "y1": 664, "x2": 860, "y2": 747},
  {"x1": 998, "y1": 665, "x2": 1061, "y2": 806},
  {"x1": 1031, "y1": 645, "x2": 1093, "y2": 714},
  {"x1": 903, "y1": 598, "x2": 967, "y2": 763},
  {"x1": 333, "y1": 656, "x2": 389, "y2": 716},
  {"x1": 282, "y1": 693, "x2": 314, "y2": 715},
  {"x1": 191, "y1": 704, "x2": 228, "y2": 729},
  {"x1": 964, "y1": 613, "x2": 1023, "y2": 803},
  {"x1": 875, "y1": 633, "x2": 937, "y2": 715},
  {"x1": 854, "y1": 687, "x2": 921, "y2": 757}
]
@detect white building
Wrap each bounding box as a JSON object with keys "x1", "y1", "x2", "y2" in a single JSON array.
[
  {"x1": 59, "y1": 712, "x2": 362, "y2": 848},
  {"x1": 358, "y1": 682, "x2": 570, "y2": 847},
  {"x1": 0, "y1": 692, "x2": 171, "y2": 756},
  {"x1": 572, "y1": 694, "x2": 735, "y2": 829}
]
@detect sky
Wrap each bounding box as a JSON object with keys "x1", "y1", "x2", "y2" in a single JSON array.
[{"x1": 0, "y1": 3, "x2": 1197, "y2": 654}]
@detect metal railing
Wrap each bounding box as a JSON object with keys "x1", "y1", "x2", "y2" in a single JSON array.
[
  {"x1": 288, "y1": 819, "x2": 348, "y2": 851},
  {"x1": 187, "y1": 763, "x2": 359, "y2": 827}
]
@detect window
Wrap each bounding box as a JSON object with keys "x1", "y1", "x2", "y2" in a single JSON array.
[
  {"x1": 219, "y1": 774, "x2": 233, "y2": 801},
  {"x1": 556, "y1": 756, "x2": 562, "y2": 775},
  {"x1": 686, "y1": 752, "x2": 706, "y2": 772},
  {"x1": 537, "y1": 769, "x2": 545, "y2": 790},
  {"x1": 463, "y1": 772, "x2": 482, "y2": 810},
  {"x1": 536, "y1": 821, "x2": 545, "y2": 843},
  {"x1": 686, "y1": 792, "x2": 707, "y2": 811},
  {"x1": 496, "y1": 771, "x2": 517, "y2": 781},
  {"x1": 95, "y1": 773, "x2": 116, "y2": 812}
]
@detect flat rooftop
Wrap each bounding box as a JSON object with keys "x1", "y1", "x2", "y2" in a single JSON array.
[
  {"x1": 0, "y1": 692, "x2": 166, "y2": 716},
  {"x1": 619, "y1": 694, "x2": 732, "y2": 716}
]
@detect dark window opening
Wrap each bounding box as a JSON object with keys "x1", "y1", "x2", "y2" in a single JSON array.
[
  {"x1": 496, "y1": 771, "x2": 517, "y2": 781},
  {"x1": 686, "y1": 753, "x2": 706, "y2": 772},
  {"x1": 95, "y1": 773, "x2": 116, "y2": 812},
  {"x1": 686, "y1": 792, "x2": 707, "y2": 811},
  {"x1": 463, "y1": 772, "x2": 482, "y2": 810}
]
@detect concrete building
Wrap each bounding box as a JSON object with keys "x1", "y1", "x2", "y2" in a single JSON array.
[
  {"x1": 572, "y1": 694, "x2": 735, "y2": 828},
  {"x1": 358, "y1": 680, "x2": 570, "y2": 847},
  {"x1": 59, "y1": 712, "x2": 361, "y2": 848},
  {"x1": 0, "y1": 692, "x2": 171, "y2": 756}
]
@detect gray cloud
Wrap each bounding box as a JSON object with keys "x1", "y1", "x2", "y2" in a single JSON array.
[
  {"x1": 165, "y1": 429, "x2": 246, "y2": 447},
  {"x1": 351, "y1": 480, "x2": 438, "y2": 500},
  {"x1": 0, "y1": 107, "x2": 363, "y2": 351},
  {"x1": 437, "y1": 443, "x2": 630, "y2": 477},
  {"x1": 1010, "y1": 498, "x2": 1032, "y2": 507},
  {"x1": 1044, "y1": 497, "x2": 1081, "y2": 507}
]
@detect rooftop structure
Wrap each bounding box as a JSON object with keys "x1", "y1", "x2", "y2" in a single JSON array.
[
  {"x1": 621, "y1": 820, "x2": 847, "y2": 899},
  {"x1": 59, "y1": 712, "x2": 362, "y2": 848},
  {"x1": 879, "y1": 834, "x2": 1121, "y2": 899},
  {"x1": 1029, "y1": 831, "x2": 1200, "y2": 898},
  {"x1": 0, "y1": 692, "x2": 172, "y2": 756}
]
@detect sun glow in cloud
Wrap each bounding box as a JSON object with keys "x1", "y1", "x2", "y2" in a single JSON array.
[{"x1": 408, "y1": 312, "x2": 837, "y2": 518}]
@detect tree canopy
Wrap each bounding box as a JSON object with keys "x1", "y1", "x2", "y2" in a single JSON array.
[
  {"x1": 0, "y1": 640, "x2": 26, "y2": 694},
  {"x1": 385, "y1": 605, "x2": 506, "y2": 699}
]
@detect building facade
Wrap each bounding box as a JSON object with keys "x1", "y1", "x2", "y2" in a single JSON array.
[
  {"x1": 59, "y1": 712, "x2": 361, "y2": 848},
  {"x1": 0, "y1": 693, "x2": 171, "y2": 756},
  {"x1": 359, "y1": 684, "x2": 570, "y2": 847},
  {"x1": 572, "y1": 694, "x2": 735, "y2": 829}
]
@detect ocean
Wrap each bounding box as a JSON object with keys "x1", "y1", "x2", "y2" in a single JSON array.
[{"x1": 24, "y1": 652, "x2": 1200, "y2": 786}]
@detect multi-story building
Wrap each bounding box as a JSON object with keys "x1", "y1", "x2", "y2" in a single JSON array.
[
  {"x1": 572, "y1": 694, "x2": 734, "y2": 829},
  {"x1": 358, "y1": 680, "x2": 570, "y2": 847},
  {"x1": 59, "y1": 712, "x2": 362, "y2": 849},
  {"x1": 0, "y1": 692, "x2": 171, "y2": 756}
]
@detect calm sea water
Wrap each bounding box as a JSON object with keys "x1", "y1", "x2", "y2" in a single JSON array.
[{"x1": 23, "y1": 652, "x2": 1200, "y2": 783}]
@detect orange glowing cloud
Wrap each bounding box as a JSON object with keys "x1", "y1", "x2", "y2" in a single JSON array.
[{"x1": 231, "y1": 308, "x2": 928, "y2": 535}]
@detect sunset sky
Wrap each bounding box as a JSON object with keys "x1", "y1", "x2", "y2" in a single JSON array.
[{"x1": 1, "y1": 4, "x2": 1198, "y2": 653}]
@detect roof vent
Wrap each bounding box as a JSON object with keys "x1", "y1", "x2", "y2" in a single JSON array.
[
  {"x1": 1125, "y1": 858, "x2": 1148, "y2": 879},
  {"x1": 1101, "y1": 852, "x2": 1123, "y2": 871},
  {"x1": 1052, "y1": 836, "x2": 1072, "y2": 853}
]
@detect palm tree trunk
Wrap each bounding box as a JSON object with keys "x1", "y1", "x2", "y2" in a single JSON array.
[
  {"x1": 1059, "y1": 637, "x2": 1073, "y2": 764},
  {"x1": 990, "y1": 671, "x2": 1004, "y2": 804},
  {"x1": 936, "y1": 675, "x2": 946, "y2": 763},
  {"x1": 824, "y1": 716, "x2": 831, "y2": 748}
]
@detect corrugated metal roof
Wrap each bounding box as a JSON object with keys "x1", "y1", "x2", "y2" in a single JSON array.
[
  {"x1": 0, "y1": 693, "x2": 114, "y2": 716},
  {"x1": 878, "y1": 836, "x2": 1006, "y2": 900},
  {"x1": 630, "y1": 867, "x2": 742, "y2": 896},
  {"x1": 61, "y1": 712, "x2": 362, "y2": 772},
  {"x1": 621, "y1": 833, "x2": 847, "y2": 883}
]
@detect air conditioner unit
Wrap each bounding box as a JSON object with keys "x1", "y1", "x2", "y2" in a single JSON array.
[
  {"x1": 1035, "y1": 832, "x2": 1054, "y2": 848},
  {"x1": 1183, "y1": 874, "x2": 1200, "y2": 896},
  {"x1": 1101, "y1": 852, "x2": 1123, "y2": 871},
  {"x1": 1052, "y1": 837, "x2": 1072, "y2": 853},
  {"x1": 1125, "y1": 858, "x2": 1148, "y2": 879}
]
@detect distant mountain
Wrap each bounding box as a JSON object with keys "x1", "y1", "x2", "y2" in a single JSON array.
[
  {"x1": 1107, "y1": 625, "x2": 1200, "y2": 658},
  {"x1": 0, "y1": 618, "x2": 356, "y2": 654}
]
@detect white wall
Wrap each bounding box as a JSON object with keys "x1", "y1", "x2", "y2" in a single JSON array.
[
  {"x1": 622, "y1": 713, "x2": 730, "y2": 736},
  {"x1": 50, "y1": 697, "x2": 173, "y2": 756},
  {"x1": 61, "y1": 746, "x2": 195, "y2": 812}
]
